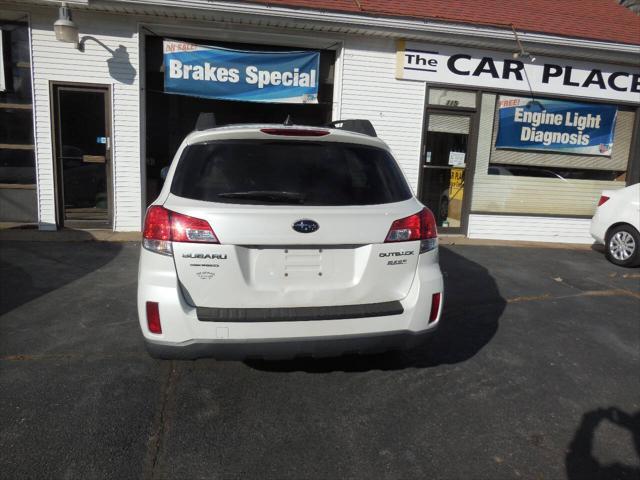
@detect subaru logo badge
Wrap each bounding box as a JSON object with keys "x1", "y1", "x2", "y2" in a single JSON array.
[{"x1": 292, "y1": 219, "x2": 319, "y2": 233}]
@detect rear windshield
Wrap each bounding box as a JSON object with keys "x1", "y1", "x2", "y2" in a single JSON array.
[{"x1": 170, "y1": 140, "x2": 412, "y2": 206}]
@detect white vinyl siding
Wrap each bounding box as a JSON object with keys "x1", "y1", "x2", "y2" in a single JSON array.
[
  {"x1": 468, "y1": 214, "x2": 593, "y2": 244},
  {"x1": 471, "y1": 93, "x2": 627, "y2": 217},
  {"x1": 29, "y1": 8, "x2": 140, "y2": 231},
  {"x1": 339, "y1": 37, "x2": 424, "y2": 192}
]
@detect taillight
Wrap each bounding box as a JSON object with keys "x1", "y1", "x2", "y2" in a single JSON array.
[
  {"x1": 143, "y1": 205, "x2": 171, "y2": 240},
  {"x1": 143, "y1": 206, "x2": 173, "y2": 256},
  {"x1": 429, "y1": 293, "x2": 441, "y2": 323},
  {"x1": 385, "y1": 208, "x2": 438, "y2": 253},
  {"x1": 142, "y1": 206, "x2": 218, "y2": 256},
  {"x1": 146, "y1": 301, "x2": 162, "y2": 334},
  {"x1": 170, "y1": 210, "x2": 218, "y2": 243},
  {"x1": 260, "y1": 128, "x2": 330, "y2": 136},
  {"x1": 597, "y1": 195, "x2": 610, "y2": 206}
]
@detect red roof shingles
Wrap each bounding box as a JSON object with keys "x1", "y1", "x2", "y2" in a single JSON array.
[{"x1": 245, "y1": 0, "x2": 640, "y2": 46}]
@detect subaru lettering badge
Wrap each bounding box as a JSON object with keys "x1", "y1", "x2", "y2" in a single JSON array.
[{"x1": 292, "y1": 219, "x2": 319, "y2": 233}]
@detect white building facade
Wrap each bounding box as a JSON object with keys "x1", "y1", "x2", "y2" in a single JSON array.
[{"x1": 1, "y1": 0, "x2": 638, "y2": 242}]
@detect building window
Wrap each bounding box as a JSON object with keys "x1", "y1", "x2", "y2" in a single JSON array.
[
  {"x1": 488, "y1": 95, "x2": 632, "y2": 183},
  {"x1": 471, "y1": 93, "x2": 634, "y2": 217},
  {"x1": 428, "y1": 88, "x2": 476, "y2": 109},
  {"x1": 0, "y1": 21, "x2": 35, "y2": 186}
]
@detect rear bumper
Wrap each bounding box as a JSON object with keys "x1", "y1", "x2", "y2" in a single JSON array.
[
  {"x1": 144, "y1": 328, "x2": 435, "y2": 360},
  {"x1": 590, "y1": 210, "x2": 607, "y2": 244},
  {"x1": 137, "y1": 246, "x2": 444, "y2": 359}
]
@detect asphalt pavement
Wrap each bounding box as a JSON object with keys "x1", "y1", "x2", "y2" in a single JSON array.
[{"x1": 0, "y1": 240, "x2": 638, "y2": 480}]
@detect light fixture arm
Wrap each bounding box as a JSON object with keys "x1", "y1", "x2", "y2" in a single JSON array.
[
  {"x1": 510, "y1": 24, "x2": 540, "y2": 106},
  {"x1": 511, "y1": 23, "x2": 536, "y2": 62},
  {"x1": 77, "y1": 36, "x2": 114, "y2": 54},
  {"x1": 511, "y1": 24, "x2": 526, "y2": 56},
  {"x1": 511, "y1": 24, "x2": 536, "y2": 62}
]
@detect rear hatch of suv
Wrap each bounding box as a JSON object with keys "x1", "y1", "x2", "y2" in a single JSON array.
[{"x1": 157, "y1": 134, "x2": 429, "y2": 309}]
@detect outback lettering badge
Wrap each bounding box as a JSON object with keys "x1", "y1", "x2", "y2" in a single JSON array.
[
  {"x1": 379, "y1": 251, "x2": 415, "y2": 257},
  {"x1": 182, "y1": 253, "x2": 228, "y2": 260}
]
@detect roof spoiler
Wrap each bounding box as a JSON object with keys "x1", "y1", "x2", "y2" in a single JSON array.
[
  {"x1": 195, "y1": 112, "x2": 217, "y2": 131},
  {"x1": 325, "y1": 119, "x2": 377, "y2": 137}
]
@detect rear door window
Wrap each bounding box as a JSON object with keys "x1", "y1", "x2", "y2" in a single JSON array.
[{"x1": 170, "y1": 140, "x2": 412, "y2": 205}]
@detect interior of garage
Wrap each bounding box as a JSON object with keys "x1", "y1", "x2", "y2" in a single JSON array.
[{"x1": 143, "y1": 36, "x2": 336, "y2": 204}]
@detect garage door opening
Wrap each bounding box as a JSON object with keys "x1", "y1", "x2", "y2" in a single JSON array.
[{"x1": 144, "y1": 36, "x2": 337, "y2": 205}]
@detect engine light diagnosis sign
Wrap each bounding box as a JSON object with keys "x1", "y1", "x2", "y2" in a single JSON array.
[
  {"x1": 496, "y1": 96, "x2": 618, "y2": 156},
  {"x1": 163, "y1": 40, "x2": 320, "y2": 104}
]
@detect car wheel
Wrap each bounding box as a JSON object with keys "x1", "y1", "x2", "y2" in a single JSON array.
[{"x1": 605, "y1": 224, "x2": 640, "y2": 267}]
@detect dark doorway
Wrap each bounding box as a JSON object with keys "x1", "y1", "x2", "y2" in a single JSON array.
[
  {"x1": 143, "y1": 36, "x2": 336, "y2": 205},
  {"x1": 52, "y1": 84, "x2": 112, "y2": 228},
  {"x1": 419, "y1": 112, "x2": 474, "y2": 234}
]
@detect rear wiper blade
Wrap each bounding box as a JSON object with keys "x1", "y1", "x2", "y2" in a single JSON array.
[{"x1": 217, "y1": 190, "x2": 305, "y2": 203}]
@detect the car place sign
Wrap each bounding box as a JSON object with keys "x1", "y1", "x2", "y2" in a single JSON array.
[{"x1": 396, "y1": 41, "x2": 640, "y2": 104}]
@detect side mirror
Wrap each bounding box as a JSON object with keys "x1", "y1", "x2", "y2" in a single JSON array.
[{"x1": 160, "y1": 166, "x2": 169, "y2": 181}]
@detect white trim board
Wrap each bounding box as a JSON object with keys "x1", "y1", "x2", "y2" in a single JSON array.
[
  {"x1": 467, "y1": 214, "x2": 594, "y2": 244},
  {"x1": 0, "y1": 31, "x2": 5, "y2": 92}
]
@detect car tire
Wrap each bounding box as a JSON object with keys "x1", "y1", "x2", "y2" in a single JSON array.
[{"x1": 605, "y1": 224, "x2": 640, "y2": 268}]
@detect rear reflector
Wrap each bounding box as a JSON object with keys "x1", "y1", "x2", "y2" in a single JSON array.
[
  {"x1": 260, "y1": 128, "x2": 330, "y2": 137},
  {"x1": 597, "y1": 195, "x2": 610, "y2": 206},
  {"x1": 143, "y1": 206, "x2": 218, "y2": 255},
  {"x1": 385, "y1": 208, "x2": 437, "y2": 245},
  {"x1": 146, "y1": 301, "x2": 162, "y2": 334},
  {"x1": 429, "y1": 293, "x2": 441, "y2": 323}
]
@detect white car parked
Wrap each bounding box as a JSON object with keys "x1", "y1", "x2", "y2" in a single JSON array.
[
  {"x1": 138, "y1": 120, "x2": 444, "y2": 359},
  {"x1": 590, "y1": 183, "x2": 640, "y2": 267}
]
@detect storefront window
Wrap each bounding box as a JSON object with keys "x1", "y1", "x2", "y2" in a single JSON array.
[
  {"x1": 471, "y1": 93, "x2": 635, "y2": 217},
  {"x1": 0, "y1": 21, "x2": 35, "y2": 185},
  {"x1": 488, "y1": 95, "x2": 632, "y2": 183}
]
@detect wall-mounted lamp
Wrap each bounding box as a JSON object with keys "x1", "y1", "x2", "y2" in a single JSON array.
[
  {"x1": 54, "y1": 2, "x2": 79, "y2": 46},
  {"x1": 512, "y1": 50, "x2": 536, "y2": 63}
]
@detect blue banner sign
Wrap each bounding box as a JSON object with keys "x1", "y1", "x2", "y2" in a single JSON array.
[
  {"x1": 163, "y1": 40, "x2": 320, "y2": 104},
  {"x1": 496, "y1": 96, "x2": 618, "y2": 156}
]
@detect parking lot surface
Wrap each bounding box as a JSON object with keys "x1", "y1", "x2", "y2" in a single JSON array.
[{"x1": 1, "y1": 241, "x2": 638, "y2": 480}]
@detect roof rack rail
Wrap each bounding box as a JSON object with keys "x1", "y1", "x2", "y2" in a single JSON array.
[
  {"x1": 195, "y1": 112, "x2": 217, "y2": 131},
  {"x1": 325, "y1": 119, "x2": 377, "y2": 137}
]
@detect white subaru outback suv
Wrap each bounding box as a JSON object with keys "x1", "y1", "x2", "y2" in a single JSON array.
[{"x1": 138, "y1": 120, "x2": 444, "y2": 359}]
